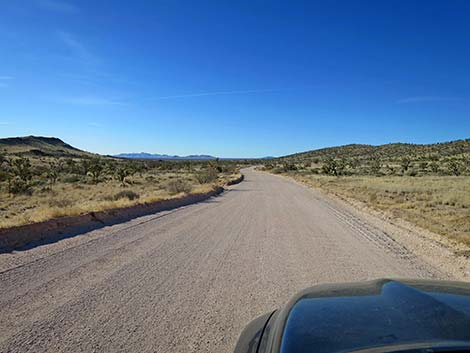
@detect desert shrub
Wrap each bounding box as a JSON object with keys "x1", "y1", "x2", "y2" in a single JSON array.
[
  {"x1": 429, "y1": 161, "x2": 440, "y2": 174},
  {"x1": 145, "y1": 175, "x2": 157, "y2": 182},
  {"x1": 166, "y1": 179, "x2": 193, "y2": 194},
  {"x1": 62, "y1": 174, "x2": 82, "y2": 183},
  {"x1": 400, "y1": 156, "x2": 412, "y2": 172},
  {"x1": 7, "y1": 177, "x2": 31, "y2": 195},
  {"x1": 219, "y1": 163, "x2": 237, "y2": 173},
  {"x1": 282, "y1": 163, "x2": 298, "y2": 171},
  {"x1": 322, "y1": 158, "x2": 339, "y2": 176},
  {"x1": 39, "y1": 186, "x2": 54, "y2": 193},
  {"x1": 30, "y1": 179, "x2": 47, "y2": 187},
  {"x1": 113, "y1": 190, "x2": 140, "y2": 201},
  {"x1": 447, "y1": 160, "x2": 463, "y2": 176},
  {"x1": 48, "y1": 198, "x2": 74, "y2": 208},
  {"x1": 311, "y1": 168, "x2": 320, "y2": 174},
  {"x1": 11, "y1": 157, "x2": 33, "y2": 182},
  {"x1": 196, "y1": 168, "x2": 218, "y2": 184},
  {"x1": 263, "y1": 163, "x2": 274, "y2": 170},
  {"x1": 0, "y1": 169, "x2": 9, "y2": 182},
  {"x1": 348, "y1": 158, "x2": 360, "y2": 170}
]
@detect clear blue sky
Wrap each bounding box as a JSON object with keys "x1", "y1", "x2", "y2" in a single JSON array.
[{"x1": 1, "y1": 0, "x2": 469, "y2": 157}]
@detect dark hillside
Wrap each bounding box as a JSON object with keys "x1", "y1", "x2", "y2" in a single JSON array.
[
  {"x1": 271, "y1": 139, "x2": 470, "y2": 176},
  {"x1": 0, "y1": 136, "x2": 92, "y2": 157}
]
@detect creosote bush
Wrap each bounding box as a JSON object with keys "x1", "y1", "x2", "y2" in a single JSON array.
[
  {"x1": 166, "y1": 179, "x2": 193, "y2": 194},
  {"x1": 196, "y1": 168, "x2": 218, "y2": 184}
]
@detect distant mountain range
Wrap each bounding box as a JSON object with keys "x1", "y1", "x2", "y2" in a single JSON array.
[
  {"x1": 114, "y1": 152, "x2": 218, "y2": 160},
  {"x1": 115, "y1": 152, "x2": 275, "y2": 160},
  {"x1": 0, "y1": 136, "x2": 272, "y2": 160}
]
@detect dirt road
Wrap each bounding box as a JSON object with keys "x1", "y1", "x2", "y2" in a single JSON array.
[{"x1": 0, "y1": 168, "x2": 448, "y2": 352}]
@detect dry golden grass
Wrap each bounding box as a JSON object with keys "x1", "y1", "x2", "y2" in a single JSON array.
[
  {"x1": 286, "y1": 173, "x2": 470, "y2": 246},
  {"x1": 0, "y1": 170, "x2": 240, "y2": 229}
]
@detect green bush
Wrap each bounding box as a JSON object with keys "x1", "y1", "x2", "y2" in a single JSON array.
[
  {"x1": 166, "y1": 179, "x2": 193, "y2": 194},
  {"x1": 196, "y1": 168, "x2": 218, "y2": 184}
]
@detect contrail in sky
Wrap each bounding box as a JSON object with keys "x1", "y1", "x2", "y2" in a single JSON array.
[{"x1": 151, "y1": 88, "x2": 290, "y2": 100}]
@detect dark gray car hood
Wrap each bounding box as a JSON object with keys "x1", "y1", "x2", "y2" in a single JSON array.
[{"x1": 278, "y1": 279, "x2": 470, "y2": 353}]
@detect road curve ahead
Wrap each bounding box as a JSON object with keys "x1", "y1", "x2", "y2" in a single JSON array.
[{"x1": 0, "y1": 168, "x2": 445, "y2": 353}]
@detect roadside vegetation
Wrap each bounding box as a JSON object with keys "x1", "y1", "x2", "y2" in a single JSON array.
[
  {"x1": 0, "y1": 137, "x2": 246, "y2": 229},
  {"x1": 263, "y1": 139, "x2": 470, "y2": 246}
]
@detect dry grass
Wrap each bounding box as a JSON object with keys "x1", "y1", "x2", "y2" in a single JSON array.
[
  {"x1": 0, "y1": 169, "x2": 240, "y2": 229},
  {"x1": 285, "y1": 173, "x2": 470, "y2": 246}
]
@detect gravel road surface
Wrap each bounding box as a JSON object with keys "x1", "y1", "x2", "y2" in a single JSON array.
[{"x1": 0, "y1": 168, "x2": 447, "y2": 353}]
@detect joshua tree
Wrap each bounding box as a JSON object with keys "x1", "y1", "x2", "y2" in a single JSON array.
[
  {"x1": 400, "y1": 156, "x2": 412, "y2": 172},
  {"x1": 64, "y1": 158, "x2": 77, "y2": 174},
  {"x1": 349, "y1": 157, "x2": 360, "y2": 170},
  {"x1": 322, "y1": 157, "x2": 338, "y2": 176},
  {"x1": 370, "y1": 157, "x2": 382, "y2": 175},
  {"x1": 0, "y1": 151, "x2": 6, "y2": 166},
  {"x1": 79, "y1": 158, "x2": 92, "y2": 176},
  {"x1": 447, "y1": 159, "x2": 463, "y2": 176},
  {"x1": 115, "y1": 165, "x2": 131, "y2": 186},
  {"x1": 46, "y1": 161, "x2": 61, "y2": 184},
  {"x1": 418, "y1": 161, "x2": 428, "y2": 172},
  {"x1": 429, "y1": 161, "x2": 440, "y2": 174},
  {"x1": 11, "y1": 158, "x2": 33, "y2": 183},
  {"x1": 126, "y1": 160, "x2": 142, "y2": 176},
  {"x1": 7, "y1": 157, "x2": 33, "y2": 194},
  {"x1": 88, "y1": 158, "x2": 104, "y2": 183}
]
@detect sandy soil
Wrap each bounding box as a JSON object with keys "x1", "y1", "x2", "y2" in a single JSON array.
[{"x1": 0, "y1": 168, "x2": 456, "y2": 353}]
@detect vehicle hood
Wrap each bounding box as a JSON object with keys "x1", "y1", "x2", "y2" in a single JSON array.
[{"x1": 277, "y1": 279, "x2": 470, "y2": 353}]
